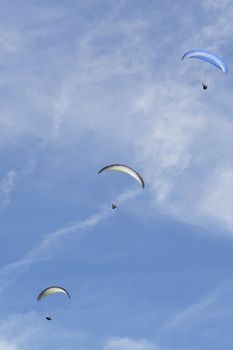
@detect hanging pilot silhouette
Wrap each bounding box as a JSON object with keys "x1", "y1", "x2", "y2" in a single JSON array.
[{"x1": 202, "y1": 83, "x2": 208, "y2": 90}]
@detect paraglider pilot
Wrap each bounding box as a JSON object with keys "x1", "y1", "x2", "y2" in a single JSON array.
[{"x1": 202, "y1": 83, "x2": 208, "y2": 90}]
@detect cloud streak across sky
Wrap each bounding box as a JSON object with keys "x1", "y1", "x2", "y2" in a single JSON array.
[{"x1": 0, "y1": 188, "x2": 140, "y2": 293}]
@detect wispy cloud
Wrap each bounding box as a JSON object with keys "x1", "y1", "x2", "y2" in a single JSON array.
[
  {"x1": 0, "y1": 188, "x2": 140, "y2": 293},
  {"x1": 124, "y1": 2, "x2": 233, "y2": 233},
  {"x1": 199, "y1": 167, "x2": 233, "y2": 230},
  {"x1": 0, "y1": 0, "x2": 233, "y2": 236},
  {"x1": 2, "y1": 0, "x2": 233, "y2": 235},
  {"x1": 0, "y1": 340, "x2": 17, "y2": 350},
  {"x1": 0, "y1": 311, "x2": 93, "y2": 350},
  {"x1": 104, "y1": 337, "x2": 162, "y2": 350},
  {"x1": 146, "y1": 277, "x2": 233, "y2": 350},
  {"x1": 47, "y1": 0, "x2": 233, "y2": 235},
  {"x1": 0, "y1": 170, "x2": 16, "y2": 208},
  {"x1": 203, "y1": 0, "x2": 231, "y2": 8},
  {"x1": 0, "y1": 316, "x2": 164, "y2": 350},
  {"x1": 160, "y1": 277, "x2": 233, "y2": 336}
]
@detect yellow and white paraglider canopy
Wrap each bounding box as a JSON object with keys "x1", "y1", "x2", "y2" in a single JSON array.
[
  {"x1": 98, "y1": 164, "x2": 145, "y2": 188},
  {"x1": 37, "y1": 286, "x2": 70, "y2": 301}
]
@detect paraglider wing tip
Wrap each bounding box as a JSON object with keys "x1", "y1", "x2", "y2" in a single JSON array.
[
  {"x1": 139, "y1": 176, "x2": 145, "y2": 188},
  {"x1": 37, "y1": 293, "x2": 42, "y2": 301},
  {"x1": 98, "y1": 165, "x2": 113, "y2": 174}
]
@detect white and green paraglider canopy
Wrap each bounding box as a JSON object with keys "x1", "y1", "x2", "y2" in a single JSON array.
[
  {"x1": 98, "y1": 164, "x2": 145, "y2": 188},
  {"x1": 37, "y1": 286, "x2": 70, "y2": 301}
]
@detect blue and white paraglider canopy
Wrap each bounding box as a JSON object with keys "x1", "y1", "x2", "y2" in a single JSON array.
[{"x1": 182, "y1": 49, "x2": 228, "y2": 73}]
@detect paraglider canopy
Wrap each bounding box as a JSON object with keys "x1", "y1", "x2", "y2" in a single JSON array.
[
  {"x1": 37, "y1": 286, "x2": 70, "y2": 301},
  {"x1": 98, "y1": 164, "x2": 145, "y2": 189},
  {"x1": 182, "y1": 49, "x2": 228, "y2": 73}
]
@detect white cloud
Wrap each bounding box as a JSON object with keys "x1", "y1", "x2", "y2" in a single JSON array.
[
  {"x1": 0, "y1": 312, "x2": 93, "y2": 350},
  {"x1": 0, "y1": 313, "x2": 164, "y2": 350},
  {"x1": 134, "y1": 78, "x2": 233, "y2": 232},
  {"x1": 199, "y1": 168, "x2": 233, "y2": 230},
  {"x1": 203, "y1": 0, "x2": 231, "y2": 10},
  {"x1": 122, "y1": 3, "x2": 233, "y2": 233},
  {"x1": 104, "y1": 337, "x2": 161, "y2": 350},
  {"x1": 0, "y1": 340, "x2": 17, "y2": 350},
  {"x1": 51, "y1": 1, "x2": 233, "y2": 235},
  {"x1": 0, "y1": 314, "x2": 163, "y2": 350}
]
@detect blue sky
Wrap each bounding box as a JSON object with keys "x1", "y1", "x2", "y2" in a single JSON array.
[{"x1": 0, "y1": 0, "x2": 233, "y2": 349}]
